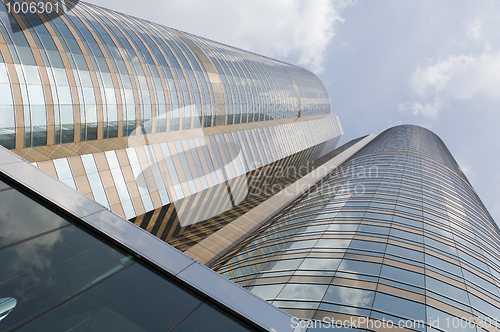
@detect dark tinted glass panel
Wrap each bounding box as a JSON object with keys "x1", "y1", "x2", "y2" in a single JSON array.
[
  {"x1": 173, "y1": 303, "x2": 253, "y2": 332},
  {"x1": 17, "y1": 264, "x2": 200, "y2": 332},
  {"x1": 0, "y1": 184, "x2": 69, "y2": 248},
  {"x1": 0, "y1": 179, "x2": 255, "y2": 331}
]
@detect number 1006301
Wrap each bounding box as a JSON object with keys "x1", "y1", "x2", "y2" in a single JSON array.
[{"x1": 5, "y1": 1, "x2": 60, "y2": 14}]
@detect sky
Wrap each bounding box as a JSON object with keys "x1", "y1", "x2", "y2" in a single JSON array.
[{"x1": 85, "y1": 0, "x2": 500, "y2": 224}]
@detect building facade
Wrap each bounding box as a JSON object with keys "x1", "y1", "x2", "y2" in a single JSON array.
[
  {"x1": 0, "y1": 144, "x2": 298, "y2": 332},
  {"x1": 0, "y1": 2, "x2": 353, "y2": 329},
  {"x1": 0, "y1": 1, "x2": 342, "y2": 250},
  {"x1": 218, "y1": 125, "x2": 500, "y2": 332},
  {"x1": 2, "y1": 2, "x2": 500, "y2": 332}
]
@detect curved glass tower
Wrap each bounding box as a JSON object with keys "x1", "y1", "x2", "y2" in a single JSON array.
[
  {"x1": 218, "y1": 125, "x2": 500, "y2": 332},
  {"x1": 0, "y1": 1, "x2": 331, "y2": 148},
  {"x1": 0, "y1": 1, "x2": 342, "y2": 250}
]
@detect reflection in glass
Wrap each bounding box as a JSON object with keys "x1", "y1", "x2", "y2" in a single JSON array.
[
  {"x1": 0, "y1": 179, "x2": 255, "y2": 331},
  {"x1": 0, "y1": 297, "x2": 16, "y2": 322},
  {"x1": 372, "y1": 293, "x2": 425, "y2": 321},
  {"x1": 322, "y1": 285, "x2": 374, "y2": 311},
  {"x1": 277, "y1": 284, "x2": 328, "y2": 301}
]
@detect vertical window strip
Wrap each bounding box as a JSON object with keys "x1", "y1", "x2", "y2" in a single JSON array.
[
  {"x1": 53, "y1": 157, "x2": 77, "y2": 189},
  {"x1": 81, "y1": 154, "x2": 110, "y2": 208}
]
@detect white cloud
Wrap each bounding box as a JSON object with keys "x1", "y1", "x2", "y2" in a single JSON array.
[
  {"x1": 87, "y1": 0, "x2": 353, "y2": 74},
  {"x1": 465, "y1": 18, "x2": 483, "y2": 41},
  {"x1": 400, "y1": 48, "x2": 500, "y2": 118},
  {"x1": 218, "y1": 0, "x2": 344, "y2": 73},
  {"x1": 398, "y1": 100, "x2": 441, "y2": 119}
]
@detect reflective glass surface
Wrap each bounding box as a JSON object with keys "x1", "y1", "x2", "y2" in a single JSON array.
[
  {"x1": 218, "y1": 125, "x2": 500, "y2": 332},
  {"x1": 0, "y1": 177, "x2": 257, "y2": 332},
  {"x1": 0, "y1": 1, "x2": 330, "y2": 149}
]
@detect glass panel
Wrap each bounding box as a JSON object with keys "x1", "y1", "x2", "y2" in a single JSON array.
[
  {"x1": 298, "y1": 258, "x2": 341, "y2": 271},
  {"x1": 425, "y1": 254, "x2": 462, "y2": 278},
  {"x1": 425, "y1": 276, "x2": 469, "y2": 304},
  {"x1": 0, "y1": 179, "x2": 251, "y2": 331},
  {"x1": 276, "y1": 284, "x2": 328, "y2": 301},
  {"x1": 348, "y1": 239, "x2": 386, "y2": 252},
  {"x1": 372, "y1": 293, "x2": 425, "y2": 321},
  {"x1": 463, "y1": 268, "x2": 500, "y2": 296},
  {"x1": 249, "y1": 284, "x2": 285, "y2": 301},
  {"x1": 268, "y1": 258, "x2": 303, "y2": 271},
  {"x1": 338, "y1": 259, "x2": 381, "y2": 275},
  {"x1": 469, "y1": 293, "x2": 500, "y2": 322},
  {"x1": 380, "y1": 265, "x2": 424, "y2": 287},
  {"x1": 315, "y1": 239, "x2": 351, "y2": 249},
  {"x1": 426, "y1": 306, "x2": 477, "y2": 332},
  {"x1": 0, "y1": 183, "x2": 69, "y2": 248},
  {"x1": 0, "y1": 84, "x2": 13, "y2": 106},
  {"x1": 322, "y1": 285, "x2": 375, "y2": 309},
  {"x1": 386, "y1": 244, "x2": 424, "y2": 261},
  {"x1": 16, "y1": 263, "x2": 202, "y2": 332},
  {"x1": 173, "y1": 303, "x2": 254, "y2": 332}
]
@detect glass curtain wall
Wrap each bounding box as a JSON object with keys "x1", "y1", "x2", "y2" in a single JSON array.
[{"x1": 218, "y1": 125, "x2": 500, "y2": 332}]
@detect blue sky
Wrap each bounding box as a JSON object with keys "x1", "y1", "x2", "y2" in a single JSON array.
[{"x1": 87, "y1": 0, "x2": 500, "y2": 223}]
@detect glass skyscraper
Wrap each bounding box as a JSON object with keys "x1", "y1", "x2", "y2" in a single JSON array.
[
  {"x1": 0, "y1": 1, "x2": 499, "y2": 332},
  {"x1": 0, "y1": 0, "x2": 342, "y2": 251},
  {"x1": 0, "y1": 1, "x2": 340, "y2": 331},
  {"x1": 218, "y1": 125, "x2": 500, "y2": 332},
  {"x1": 0, "y1": 143, "x2": 295, "y2": 331}
]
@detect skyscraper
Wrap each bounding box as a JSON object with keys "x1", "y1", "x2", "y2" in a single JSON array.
[
  {"x1": 0, "y1": 144, "x2": 296, "y2": 331},
  {"x1": 0, "y1": 2, "x2": 341, "y2": 331},
  {"x1": 217, "y1": 125, "x2": 500, "y2": 332},
  {"x1": 0, "y1": 0, "x2": 342, "y2": 251},
  {"x1": 1, "y1": 2, "x2": 499, "y2": 332}
]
